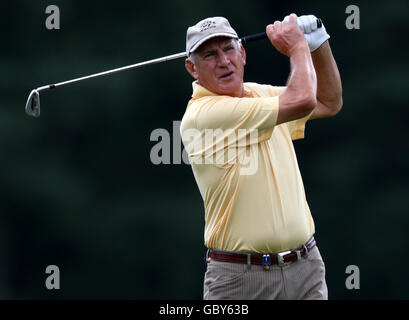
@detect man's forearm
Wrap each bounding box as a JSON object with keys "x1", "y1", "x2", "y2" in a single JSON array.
[
  {"x1": 287, "y1": 42, "x2": 317, "y2": 104},
  {"x1": 311, "y1": 41, "x2": 343, "y2": 113},
  {"x1": 276, "y1": 43, "x2": 317, "y2": 125}
]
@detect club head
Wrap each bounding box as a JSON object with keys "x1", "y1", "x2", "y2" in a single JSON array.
[{"x1": 25, "y1": 89, "x2": 40, "y2": 117}]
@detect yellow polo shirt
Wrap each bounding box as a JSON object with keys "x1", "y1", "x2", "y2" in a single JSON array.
[{"x1": 180, "y1": 81, "x2": 314, "y2": 253}]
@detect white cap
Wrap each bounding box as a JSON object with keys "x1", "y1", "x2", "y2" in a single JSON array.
[{"x1": 186, "y1": 17, "x2": 239, "y2": 55}]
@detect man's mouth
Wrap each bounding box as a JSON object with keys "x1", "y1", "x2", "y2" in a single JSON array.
[{"x1": 219, "y1": 71, "x2": 234, "y2": 80}]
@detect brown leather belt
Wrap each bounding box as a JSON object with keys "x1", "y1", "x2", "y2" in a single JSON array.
[{"x1": 209, "y1": 237, "x2": 316, "y2": 269}]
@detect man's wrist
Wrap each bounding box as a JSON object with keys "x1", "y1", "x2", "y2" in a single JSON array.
[
  {"x1": 311, "y1": 40, "x2": 330, "y2": 56},
  {"x1": 289, "y1": 41, "x2": 310, "y2": 57}
]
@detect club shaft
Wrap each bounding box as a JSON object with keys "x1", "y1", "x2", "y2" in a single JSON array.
[{"x1": 36, "y1": 51, "x2": 188, "y2": 92}]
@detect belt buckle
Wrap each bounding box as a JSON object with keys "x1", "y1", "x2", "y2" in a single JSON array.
[
  {"x1": 262, "y1": 254, "x2": 271, "y2": 270},
  {"x1": 277, "y1": 250, "x2": 291, "y2": 266}
]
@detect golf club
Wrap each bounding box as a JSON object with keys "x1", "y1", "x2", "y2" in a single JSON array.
[{"x1": 25, "y1": 18, "x2": 322, "y2": 118}]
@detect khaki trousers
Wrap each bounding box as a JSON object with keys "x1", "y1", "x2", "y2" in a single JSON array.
[{"x1": 203, "y1": 246, "x2": 328, "y2": 300}]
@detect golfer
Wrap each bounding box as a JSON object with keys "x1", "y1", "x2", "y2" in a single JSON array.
[{"x1": 180, "y1": 14, "x2": 342, "y2": 300}]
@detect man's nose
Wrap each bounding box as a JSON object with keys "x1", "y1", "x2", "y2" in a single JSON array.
[{"x1": 217, "y1": 52, "x2": 230, "y2": 66}]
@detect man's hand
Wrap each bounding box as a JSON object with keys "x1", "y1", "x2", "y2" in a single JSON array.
[
  {"x1": 266, "y1": 14, "x2": 309, "y2": 57},
  {"x1": 284, "y1": 14, "x2": 330, "y2": 52}
]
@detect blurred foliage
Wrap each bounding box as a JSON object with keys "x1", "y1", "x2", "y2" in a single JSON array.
[{"x1": 0, "y1": 0, "x2": 408, "y2": 299}]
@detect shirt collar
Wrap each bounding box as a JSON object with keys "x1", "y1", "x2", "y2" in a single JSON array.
[{"x1": 191, "y1": 81, "x2": 256, "y2": 100}]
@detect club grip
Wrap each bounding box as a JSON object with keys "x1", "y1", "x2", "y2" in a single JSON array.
[
  {"x1": 240, "y1": 18, "x2": 322, "y2": 44},
  {"x1": 240, "y1": 32, "x2": 267, "y2": 44}
]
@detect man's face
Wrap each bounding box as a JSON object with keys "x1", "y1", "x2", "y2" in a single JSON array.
[{"x1": 186, "y1": 37, "x2": 246, "y2": 97}]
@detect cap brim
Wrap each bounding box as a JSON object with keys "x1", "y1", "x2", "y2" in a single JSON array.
[{"x1": 189, "y1": 32, "x2": 239, "y2": 54}]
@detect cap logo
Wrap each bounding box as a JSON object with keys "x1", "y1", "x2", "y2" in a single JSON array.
[{"x1": 199, "y1": 20, "x2": 216, "y2": 32}]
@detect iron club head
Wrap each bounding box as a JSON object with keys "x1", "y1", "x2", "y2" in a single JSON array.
[{"x1": 25, "y1": 89, "x2": 40, "y2": 117}]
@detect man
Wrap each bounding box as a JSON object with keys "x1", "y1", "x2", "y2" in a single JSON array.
[{"x1": 180, "y1": 14, "x2": 342, "y2": 300}]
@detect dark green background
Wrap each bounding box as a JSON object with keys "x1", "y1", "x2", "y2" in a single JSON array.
[{"x1": 1, "y1": 0, "x2": 408, "y2": 299}]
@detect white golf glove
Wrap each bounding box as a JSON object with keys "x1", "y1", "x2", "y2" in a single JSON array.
[{"x1": 284, "y1": 14, "x2": 330, "y2": 52}]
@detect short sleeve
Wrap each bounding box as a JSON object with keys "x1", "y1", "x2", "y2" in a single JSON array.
[
  {"x1": 263, "y1": 85, "x2": 312, "y2": 141},
  {"x1": 284, "y1": 111, "x2": 313, "y2": 140},
  {"x1": 193, "y1": 95, "x2": 279, "y2": 142}
]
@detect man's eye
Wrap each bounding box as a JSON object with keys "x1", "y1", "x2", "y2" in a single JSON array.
[
  {"x1": 204, "y1": 53, "x2": 215, "y2": 59},
  {"x1": 225, "y1": 46, "x2": 234, "y2": 51}
]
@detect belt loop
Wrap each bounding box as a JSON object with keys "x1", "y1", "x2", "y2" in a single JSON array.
[
  {"x1": 206, "y1": 249, "x2": 212, "y2": 264},
  {"x1": 205, "y1": 249, "x2": 211, "y2": 272},
  {"x1": 303, "y1": 244, "x2": 309, "y2": 258},
  {"x1": 296, "y1": 250, "x2": 302, "y2": 260},
  {"x1": 246, "y1": 253, "x2": 251, "y2": 270}
]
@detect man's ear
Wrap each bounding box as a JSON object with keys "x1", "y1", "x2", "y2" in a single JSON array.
[
  {"x1": 185, "y1": 59, "x2": 199, "y2": 80},
  {"x1": 240, "y1": 44, "x2": 247, "y2": 66}
]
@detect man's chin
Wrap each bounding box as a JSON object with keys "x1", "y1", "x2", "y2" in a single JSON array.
[{"x1": 217, "y1": 81, "x2": 243, "y2": 97}]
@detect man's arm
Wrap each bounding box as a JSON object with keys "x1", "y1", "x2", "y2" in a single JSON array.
[
  {"x1": 266, "y1": 14, "x2": 317, "y2": 125},
  {"x1": 310, "y1": 41, "x2": 343, "y2": 119}
]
